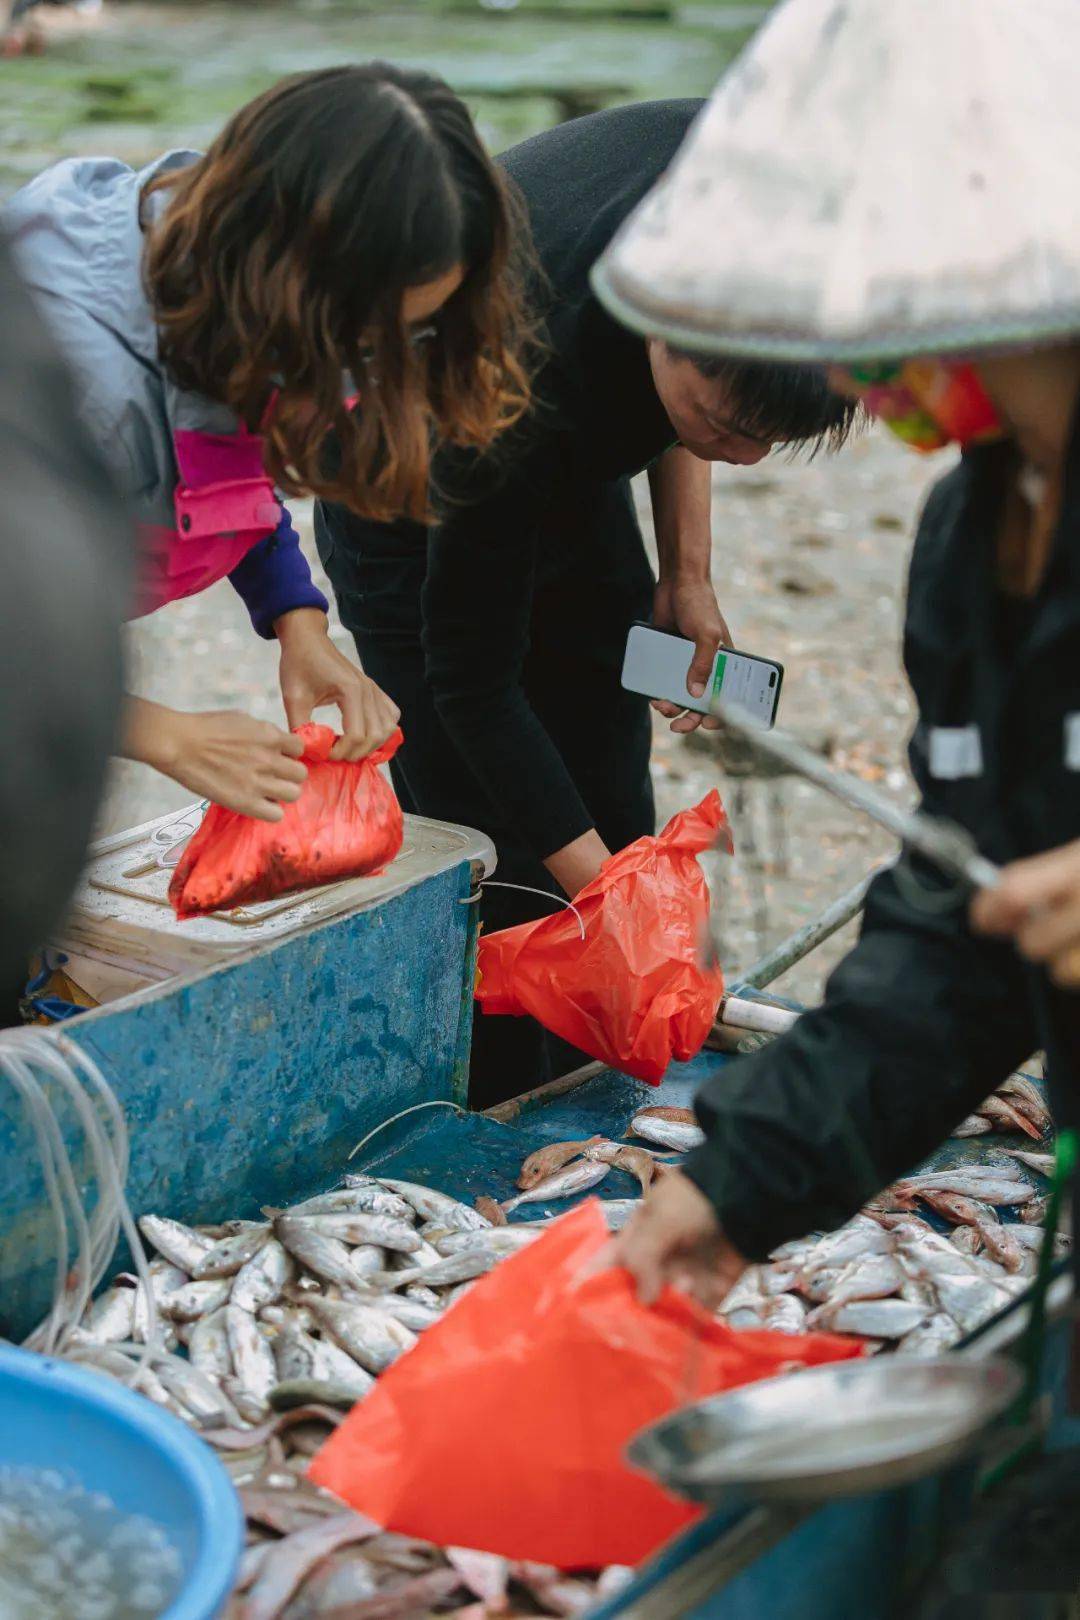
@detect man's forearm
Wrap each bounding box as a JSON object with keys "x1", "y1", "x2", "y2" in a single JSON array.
[{"x1": 648, "y1": 446, "x2": 713, "y2": 580}]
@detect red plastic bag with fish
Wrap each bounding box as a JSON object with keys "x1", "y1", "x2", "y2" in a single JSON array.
[
  {"x1": 475, "y1": 792, "x2": 732, "y2": 1084},
  {"x1": 309, "y1": 1201, "x2": 862, "y2": 1569},
  {"x1": 168, "y1": 723, "x2": 404, "y2": 918}
]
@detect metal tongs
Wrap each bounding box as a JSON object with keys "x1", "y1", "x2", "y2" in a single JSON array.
[{"x1": 711, "y1": 699, "x2": 1003, "y2": 893}]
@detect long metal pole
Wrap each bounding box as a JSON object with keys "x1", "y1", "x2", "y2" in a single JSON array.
[{"x1": 711, "y1": 702, "x2": 1001, "y2": 893}]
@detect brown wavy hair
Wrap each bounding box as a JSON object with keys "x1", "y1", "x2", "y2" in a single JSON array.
[{"x1": 142, "y1": 64, "x2": 533, "y2": 521}]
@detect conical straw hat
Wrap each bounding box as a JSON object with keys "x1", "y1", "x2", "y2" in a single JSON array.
[{"x1": 592, "y1": 0, "x2": 1080, "y2": 361}]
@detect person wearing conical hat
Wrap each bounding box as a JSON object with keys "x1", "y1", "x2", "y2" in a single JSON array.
[{"x1": 600, "y1": 0, "x2": 1080, "y2": 1302}]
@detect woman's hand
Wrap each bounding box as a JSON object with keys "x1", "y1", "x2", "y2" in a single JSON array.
[
  {"x1": 652, "y1": 575, "x2": 732, "y2": 735},
  {"x1": 971, "y1": 839, "x2": 1080, "y2": 987},
  {"x1": 121, "y1": 697, "x2": 306, "y2": 822},
  {"x1": 609, "y1": 1169, "x2": 747, "y2": 1307},
  {"x1": 275, "y1": 607, "x2": 400, "y2": 761}
]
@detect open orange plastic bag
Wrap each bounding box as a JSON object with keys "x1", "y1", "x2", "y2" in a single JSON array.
[
  {"x1": 168, "y1": 723, "x2": 404, "y2": 918},
  {"x1": 309, "y1": 1201, "x2": 862, "y2": 1569},
  {"x1": 475, "y1": 792, "x2": 732, "y2": 1084}
]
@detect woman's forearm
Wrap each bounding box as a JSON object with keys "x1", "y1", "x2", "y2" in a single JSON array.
[
  {"x1": 543, "y1": 828, "x2": 611, "y2": 898},
  {"x1": 118, "y1": 695, "x2": 179, "y2": 771}
]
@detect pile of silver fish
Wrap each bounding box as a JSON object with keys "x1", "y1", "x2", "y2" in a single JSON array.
[
  {"x1": 717, "y1": 1158, "x2": 1067, "y2": 1353},
  {"x1": 66, "y1": 1174, "x2": 635, "y2": 1620},
  {"x1": 61, "y1": 1079, "x2": 1057, "y2": 1615}
]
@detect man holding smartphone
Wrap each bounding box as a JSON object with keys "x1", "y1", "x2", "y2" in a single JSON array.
[{"x1": 316, "y1": 99, "x2": 856, "y2": 1103}]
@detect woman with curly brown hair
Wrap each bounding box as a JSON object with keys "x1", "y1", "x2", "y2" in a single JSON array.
[{"x1": 4, "y1": 63, "x2": 530, "y2": 820}]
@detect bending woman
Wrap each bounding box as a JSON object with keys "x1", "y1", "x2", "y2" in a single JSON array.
[{"x1": 3, "y1": 64, "x2": 529, "y2": 820}]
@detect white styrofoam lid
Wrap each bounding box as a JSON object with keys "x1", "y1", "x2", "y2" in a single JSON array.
[{"x1": 64, "y1": 805, "x2": 495, "y2": 966}]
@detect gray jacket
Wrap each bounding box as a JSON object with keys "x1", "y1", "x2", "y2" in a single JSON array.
[{"x1": 3, "y1": 152, "x2": 325, "y2": 632}]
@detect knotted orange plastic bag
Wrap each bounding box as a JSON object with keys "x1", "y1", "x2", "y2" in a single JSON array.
[
  {"x1": 309, "y1": 1201, "x2": 862, "y2": 1569},
  {"x1": 475, "y1": 792, "x2": 732, "y2": 1084},
  {"x1": 168, "y1": 723, "x2": 404, "y2": 918}
]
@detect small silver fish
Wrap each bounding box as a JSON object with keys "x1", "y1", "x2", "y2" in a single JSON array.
[
  {"x1": 350, "y1": 1244, "x2": 387, "y2": 1277},
  {"x1": 370, "y1": 1295, "x2": 442, "y2": 1332},
  {"x1": 188, "y1": 1307, "x2": 233, "y2": 1383},
  {"x1": 278, "y1": 1185, "x2": 413, "y2": 1221},
  {"x1": 808, "y1": 1298, "x2": 929, "y2": 1339},
  {"x1": 799, "y1": 1218, "x2": 892, "y2": 1271},
  {"x1": 501, "y1": 1158, "x2": 610, "y2": 1212},
  {"x1": 138, "y1": 1214, "x2": 213, "y2": 1272},
  {"x1": 953, "y1": 1115, "x2": 993, "y2": 1138},
  {"x1": 1002, "y1": 1149, "x2": 1055, "y2": 1177},
  {"x1": 159, "y1": 1278, "x2": 233, "y2": 1322},
  {"x1": 283, "y1": 1211, "x2": 421, "y2": 1254},
  {"x1": 226, "y1": 1304, "x2": 278, "y2": 1405},
  {"x1": 799, "y1": 1265, "x2": 846, "y2": 1305},
  {"x1": 378, "y1": 1248, "x2": 510, "y2": 1291},
  {"x1": 892, "y1": 1170, "x2": 1036, "y2": 1205},
  {"x1": 374, "y1": 1179, "x2": 488, "y2": 1232},
  {"x1": 193, "y1": 1224, "x2": 270, "y2": 1280},
  {"x1": 402, "y1": 1284, "x2": 442, "y2": 1309},
  {"x1": 433, "y1": 1227, "x2": 540, "y2": 1258},
  {"x1": 307, "y1": 1297, "x2": 418, "y2": 1375},
  {"x1": 231, "y1": 1237, "x2": 294, "y2": 1313},
  {"x1": 152, "y1": 1352, "x2": 245, "y2": 1430},
  {"x1": 930, "y1": 1269, "x2": 1011, "y2": 1334},
  {"x1": 762, "y1": 1295, "x2": 807, "y2": 1335},
  {"x1": 82, "y1": 1286, "x2": 135, "y2": 1344},
  {"x1": 718, "y1": 1268, "x2": 768, "y2": 1317},
  {"x1": 895, "y1": 1313, "x2": 963, "y2": 1356},
  {"x1": 826, "y1": 1253, "x2": 905, "y2": 1307},
  {"x1": 275, "y1": 1219, "x2": 379, "y2": 1292},
  {"x1": 627, "y1": 1115, "x2": 705, "y2": 1152}
]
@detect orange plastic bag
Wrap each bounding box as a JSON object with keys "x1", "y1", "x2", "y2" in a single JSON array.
[
  {"x1": 309, "y1": 1201, "x2": 862, "y2": 1569},
  {"x1": 475, "y1": 792, "x2": 732, "y2": 1084},
  {"x1": 168, "y1": 723, "x2": 404, "y2": 918}
]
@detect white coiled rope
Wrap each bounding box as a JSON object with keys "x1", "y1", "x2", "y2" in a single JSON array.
[{"x1": 0, "y1": 1027, "x2": 162, "y2": 1385}]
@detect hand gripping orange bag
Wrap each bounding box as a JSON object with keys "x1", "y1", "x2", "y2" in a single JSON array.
[
  {"x1": 475, "y1": 792, "x2": 733, "y2": 1084},
  {"x1": 309, "y1": 1201, "x2": 862, "y2": 1569},
  {"x1": 168, "y1": 723, "x2": 404, "y2": 918}
]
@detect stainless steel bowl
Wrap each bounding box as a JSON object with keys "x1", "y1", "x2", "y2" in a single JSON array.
[{"x1": 627, "y1": 1355, "x2": 1021, "y2": 1505}]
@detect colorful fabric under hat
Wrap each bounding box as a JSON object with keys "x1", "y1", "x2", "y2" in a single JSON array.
[{"x1": 838, "y1": 360, "x2": 1004, "y2": 452}]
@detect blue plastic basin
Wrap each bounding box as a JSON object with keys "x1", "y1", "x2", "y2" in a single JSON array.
[{"x1": 0, "y1": 1343, "x2": 243, "y2": 1620}]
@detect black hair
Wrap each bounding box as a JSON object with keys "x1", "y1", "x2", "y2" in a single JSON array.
[{"x1": 672, "y1": 348, "x2": 861, "y2": 455}]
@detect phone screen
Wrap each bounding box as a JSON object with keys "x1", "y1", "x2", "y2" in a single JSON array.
[{"x1": 712, "y1": 649, "x2": 779, "y2": 723}]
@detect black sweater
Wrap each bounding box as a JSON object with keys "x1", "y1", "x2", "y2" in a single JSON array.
[{"x1": 421, "y1": 100, "x2": 702, "y2": 859}]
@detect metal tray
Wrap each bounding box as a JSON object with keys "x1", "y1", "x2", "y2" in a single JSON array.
[{"x1": 628, "y1": 1356, "x2": 1022, "y2": 1506}]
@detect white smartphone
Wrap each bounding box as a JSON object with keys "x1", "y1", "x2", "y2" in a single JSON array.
[{"x1": 621, "y1": 622, "x2": 783, "y2": 729}]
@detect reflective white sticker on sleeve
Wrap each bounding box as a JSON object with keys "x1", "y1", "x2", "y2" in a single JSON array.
[{"x1": 928, "y1": 725, "x2": 984, "y2": 781}]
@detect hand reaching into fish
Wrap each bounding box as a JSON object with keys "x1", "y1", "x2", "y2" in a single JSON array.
[{"x1": 607, "y1": 1170, "x2": 746, "y2": 1307}]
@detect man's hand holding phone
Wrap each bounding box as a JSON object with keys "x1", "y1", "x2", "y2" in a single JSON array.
[{"x1": 652, "y1": 577, "x2": 732, "y2": 734}]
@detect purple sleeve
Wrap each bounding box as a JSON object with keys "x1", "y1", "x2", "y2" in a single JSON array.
[{"x1": 228, "y1": 506, "x2": 328, "y2": 639}]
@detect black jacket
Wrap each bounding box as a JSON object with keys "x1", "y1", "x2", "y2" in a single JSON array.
[
  {"x1": 419, "y1": 100, "x2": 698, "y2": 859},
  {"x1": 684, "y1": 433, "x2": 1080, "y2": 1260}
]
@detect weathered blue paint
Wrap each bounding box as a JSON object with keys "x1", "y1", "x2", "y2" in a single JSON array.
[{"x1": 0, "y1": 862, "x2": 474, "y2": 1339}]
